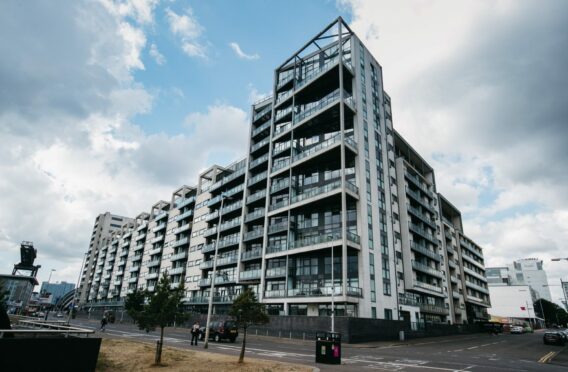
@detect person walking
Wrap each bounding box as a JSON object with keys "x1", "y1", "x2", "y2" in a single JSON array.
[
  {"x1": 191, "y1": 321, "x2": 200, "y2": 345},
  {"x1": 100, "y1": 315, "x2": 108, "y2": 332}
]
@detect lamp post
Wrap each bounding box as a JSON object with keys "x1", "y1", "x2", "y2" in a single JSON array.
[
  {"x1": 328, "y1": 235, "x2": 335, "y2": 333},
  {"x1": 204, "y1": 192, "x2": 230, "y2": 349},
  {"x1": 68, "y1": 253, "x2": 88, "y2": 324}
]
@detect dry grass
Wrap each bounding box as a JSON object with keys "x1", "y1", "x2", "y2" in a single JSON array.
[{"x1": 96, "y1": 338, "x2": 312, "y2": 372}]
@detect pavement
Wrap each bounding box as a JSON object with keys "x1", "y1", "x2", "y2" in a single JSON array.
[{"x1": 70, "y1": 317, "x2": 568, "y2": 371}]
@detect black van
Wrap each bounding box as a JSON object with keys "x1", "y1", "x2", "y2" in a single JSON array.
[{"x1": 200, "y1": 320, "x2": 238, "y2": 342}]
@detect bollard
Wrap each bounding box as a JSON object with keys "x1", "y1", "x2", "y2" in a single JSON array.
[
  {"x1": 279, "y1": 330, "x2": 281, "y2": 338},
  {"x1": 399, "y1": 330, "x2": 405, "y2": 341},
  {"x1": 256, "y1": 329, "x2": 258, "y2": 335},
  {"x1": 266, "y1": 329, "x2": 268, "y2": 336},
  {"x1": 290, "y1": 331, "x2": 292, "y2": 339},
  {"x1": 303, "y1": 332, "x2": 305, "y2": 340}
]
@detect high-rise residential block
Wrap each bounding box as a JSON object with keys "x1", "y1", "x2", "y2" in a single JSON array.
[{"x1": 78, "y1": 18, "x2": 490, "y2": 324}]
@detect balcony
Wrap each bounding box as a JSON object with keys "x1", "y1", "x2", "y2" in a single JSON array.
[
  {"x1": 250, "y1": 138, "x2": 270, "y2": 154},
  {"x1": 460, "y1": 239, "x2": 484, "y2": 260},
  {"x1": 146, "y1": 273, "x2": 159, "y2": 280},
  {"x1": 150, "y1": 235, "x2": 165, "y2": 244},
  {"x1": 407, "y1": 205, "x2": 437, "y2": 229},
  {"x1": 246, "y1": 189, "x2": 266, "y2": 204},
  {"x1": 413, "y1": 280, "x2": 443, "y2": 293},
  {"x1": 241, "y1": 248, "x2": 262, "y2": 261},
  {"x1": 463, "y1": 266, "x2": 487, "y2": 282},
  {"x1": 420, "y1": 303, "x2": 449, "y2": 315},
  {"x1": 211, "y1": 167, "x2": 246, "y2": 191},
  {"x1": 173, "y1": 223, "x2": 192, "y2": 235},
  {"x1": 171, "y1": 251, "x2": 188, "y2": 261},
  {"x1": 409, "y1": 223, "x2": 438, "y2": 245},
  {"x1": 411, "y1": 260, "x2": 444, "y2": 279},
  {"x1": 147, "y1": 259, "x2": 161, "y2": 268},
  {"x1": 122, "y1": 240, "x2": 130, "y2": 248},
  {"x1": 128, "y1": 277, "x2": 138, "y2": 283},
  {"x1": 113, "y1": 280, "x2": 122, "y2": 286},
  {"x1": 274, "y1": 106, "x2": 293, "y2": 123},
  {"x1": 129, "y1": 266, "x2": 140, "y2": 272},
  {"x1": 172, "y1": 237, "x2": 189, "y2": 248},
  {"x1": 200, "y1": 255, "x2": 238, "y2": 270},
  {"x1": 169, "y1": 267, "x2": 185, "y2": 275},
  {"x1": 252, "y1": 120, "x2": 271, "y2": 138},
  {"x1": 270, "y1": 178, "x2": 289, "y2": 194},
  {"x1": 148, "y1": 247, "x2": 162, "y2": 255},
  {"x1": 119, "y1": 249, "x2": 129, "y2": 257},
  {"x1": 271, "y1": 158, "x2": 290, "y2": 173},
  {"x1": 243, "y1": 229, "x2": 263, "y2": 241},
  {"x1": 266, "y1": 267, "x2": 286, "y2": 278},
  {"x1": 183, "y1": 295, "x2": 237, "y2": 304},
  {"x1": 292, "y1": 133, "x2": 342, "y2": 164},
  {"x1": 198, "y1": 276, "x2": 236, "y2": 287},
  {"x1": 406, "y1": 188, "x2": 436, "y2": 213},
  {"x1": 249, "y1": 153, "x2": 269, "y2": 170},
  {"x1": 202, "y1": 234, "x2": 240, "y2": 253},
  {"x1": 247, "y1": 171, "x2": 267, "y2": 186},
  {"x1": 203, "y1": 226, "x2": 217, "y2": 237},
  {"x1": 152, "y1": 223, "x2": 166, "y2": 233},
  {"x1": 405, "y1": 172, "x2": 435, "y2": 199},
  {"x1": 239, "y1": 269, "x2": 261, "y2": 281},
  {"x1": 174, "y1": 209, "x2": 193, "y2": 222},
  {"x1": 252, "y1": 104, "x2": 272, "y2": 123},
  {"x1": 136, "y1": 223, "x2": 148, "y2": 232},
  {"x1": 154, "y1": 211, "x2": 168, "y2": 221},
  {"x1": 289, "y1": 179, "x2": 342, "y2": 206},
  {"x1": 273, "y1": 121, "x2": 292, "y2": 138},
  {"x1": 465, "y1": 280, "x2": 489, "y2": 294},
  {"x1": 245, "y1": 209, "x2": 265, "y2": 223},
  {"x1": 410, "y1": 242, "x2": 442, "y2": 262},
  {"x1": 219, "y1": 217, "x2": 241, "y2": 232},
  {"x1": 295, "y1": 56, "x2": 340, "y2": 92},
  {"x1": 175, "y1": 195, "x2": 196, "y2": 209}
]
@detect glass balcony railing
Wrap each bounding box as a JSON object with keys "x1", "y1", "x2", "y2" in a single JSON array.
[
  {"x1": 294, "y1": 89, "x2": 340, "y2": 124},
  {"x1": 147, "y1": 259, "x2": 161, "y2": 268},
  {"x1": 246, "y1": 189, "x2": 266, "y2": 204},
  {"x1": 292, "y1": 134, "x2": 341, "y2": 163},
  {"x1": 413, "y1": 280, "x2": 443, "y2": 293},
  {"x1": 169, "y1": 267, "x2": 185, "y2": 275},
  {"x1": 271, "y1": 158, "x2": 290, "y2": 173},
  {"x1": 295, "y1": 56, "x2": 339, "y2": 91},
  {"x1": 268, "y1": 198, "x2": 289, "y2": 211},
  {"x1": 275, "y1": 106, "x2": 293, "y2": 122},
  {"x1": 243, "y1": 229, "x2": 263, "y2": 241},
  {"x1": 410, "y1": 242, "x2": 442, "y2": 262},
  {"x1": 409, "y1": 223, "x2": 438, "y2": 244},
  {"x1": 248, "y1": 171, "x2": 267, "y2": 186},
  {"x1": 249, "y1": 153, "x2": 269, "y2": 169},
  {"x1": 171, "y1": 251, "x2": 188, "y2": 261},
  {"x1": 411, "y1": 260, "x2": 443, "y2": 278},
  {"x1": 290, "y1": 179, "x2": 341, "y2": 204},
  {"x1": 219, "y1": 217, "x2": 241, "y2": 232},
  {"x1": 171, "y1": 237, "x2": 189, "y2": 248},
  {"x1": 252, "y1": 120, "x2": 271, "y2": 137},
  {"x1": 270, "y1": 178, "x2": 289, "y2": 193},
  {"x1": 155, "y1": 211, "x2": 168, "y2": 221},
  {"x1": 273, "y1": 121, "x2": 292, "y2": 137},
  {"x1": 266, "y1": 267, "x2": 287, "y2": 277},
  {"x1": 174, "y1": 195, "x2": 196, "y2": 209},
  {"x1": 244, "y1": 209, "x2": 265, "y2": 222},
  {"x1": 199, "y1": 276, "x2": 236, "y2": 287},
  {"x1": 253, "y1": 105, "x2": 272, "y2": 122},
  {"x1": 251, "y1": 138, "x2": 270, "y2": 153},
  {"x1": 241, "y1": 248, "x2": 262, "y2": 261},
  {"x1": 172, "y1": 223, "x2": 192, "y2": 234},
  {"x1": 264, "y1": 290, "x2": 286, "y2": 298},
  {"x1": 239, "y1": 269, "x2": 261, "y2": 281}
]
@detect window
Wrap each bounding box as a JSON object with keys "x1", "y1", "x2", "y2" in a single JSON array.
[
  {"x1": 384, "y1": 309, "x2": 393, "y2": 320},
  {"x1": 371, "y1": 307, "x2": 377, "y2": 319}
]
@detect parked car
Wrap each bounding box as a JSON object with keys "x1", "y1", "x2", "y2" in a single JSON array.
[
  {"x1": 510, "y1": 326, "x2": 524, "y2": 334},
  {"x1": 543, "y1": 331, "x2": 566, "y2": 346},
  {"x1": 199, "y1": 320, "x2": 238, "y2": 342}
]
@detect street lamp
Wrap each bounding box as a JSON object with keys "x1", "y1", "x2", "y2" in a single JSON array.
[
  {"x1": 68, "y1": 253, "x2": 88, "y2": 324},
  {"x1": 204, "y1": 192, "x2": 231, "y2": 349}
]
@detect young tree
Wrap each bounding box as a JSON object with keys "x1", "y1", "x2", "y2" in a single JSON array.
[
  {"x1": 125, "y1": 273, "x2": 186, "y2": 365},
  {"x1": 229, "y1": 288, "x2": 269, "y2": 363}
]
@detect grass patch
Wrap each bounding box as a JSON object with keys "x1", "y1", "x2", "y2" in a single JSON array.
[{"x1": 96, "y1": 338, "x2": 311, "y2": 372}]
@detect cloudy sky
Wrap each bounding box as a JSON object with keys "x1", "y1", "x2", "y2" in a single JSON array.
[{"x1": 1, "y1": 1, "x2": 566, "y2": 306}]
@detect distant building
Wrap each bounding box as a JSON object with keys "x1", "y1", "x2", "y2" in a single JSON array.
[
  {"x1": 487, "y1": 285, "x2": 543, "y2": 326},
  {"x1": 0, "y1": 274, "x2": 38, "y2": 314},
  {"x1": 486, "y1": 259, "x2": 552, "y2": 301},
  {"x1": 39, "y1": 281, "x2": 75, "y2": 305},
  {"x1": 486, "y1": 267, "x2": 513, "y2": 286}
]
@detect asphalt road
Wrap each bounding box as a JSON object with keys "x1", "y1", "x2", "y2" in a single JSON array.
[{"x1": 70, "y1": 317, "x2": 567, "y2": 371}]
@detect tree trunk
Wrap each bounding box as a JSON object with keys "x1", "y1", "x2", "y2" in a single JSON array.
[
  {"x1": 238, "y1": 327, "x2": 247, "y2": 363},
  {"x1": 155, "y1": 326, "x2": 164, "y2": 365}
]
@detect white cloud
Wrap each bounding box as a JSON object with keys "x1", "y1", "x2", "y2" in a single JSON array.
[
  {"x1": 149, "y1": 43, "x2": 166, "y2": 65},
  {"x1": 247, "y1": 84, "x2": 270, "y2": 105},
  {"x1": 229, "y1": 42, "x2": 259, "y2": 60},
  {"x1": 342, "y1": 0, "x2": 568, "y2": 306},
  {"x1": 165, "y1": 7, "x2": 206, "y2": 58},
  {"x1": 0, "y1": 1, "x2": 247, "y2": 289}
]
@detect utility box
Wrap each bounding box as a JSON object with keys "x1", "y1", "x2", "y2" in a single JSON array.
[{"x1": 315, "y1": 332, "x2": 341, "y2": 364}]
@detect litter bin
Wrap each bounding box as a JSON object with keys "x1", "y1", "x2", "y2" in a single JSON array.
[{"x1": 315, "y1": 332, "x2": 341, "y2": 364}]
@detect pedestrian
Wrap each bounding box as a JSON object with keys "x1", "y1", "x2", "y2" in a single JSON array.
[
  {"x1": 100, "y1": 315, "x2": 108, "y2": 332},
  {"x1": 191, "y1": 321, "x2": 200, "y2": 345}
]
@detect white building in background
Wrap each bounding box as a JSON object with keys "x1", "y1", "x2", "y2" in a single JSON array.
[
  {"x1": 509, "y1": 259, "x2": 552, "y2": 301},
  {"x1": 487, "y1": 285, "x2": 541, "y2": 324},
  {"x1": 486, "y1": 259, "x2": 552, "y2": 302}
]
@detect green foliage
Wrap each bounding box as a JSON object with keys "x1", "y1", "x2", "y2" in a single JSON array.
[
  {"x1": 124, "y1": 273, "x2": 187, "y2": 364},
  {"x1": 535, "y1": 298, "x2": 568, "y2": 326},
  {"x1": 125, "y1": 273, "x2": 187, "y2": 332},
  {"x1": 229, "y1": 288, "x2": 269, "y2": 330}
]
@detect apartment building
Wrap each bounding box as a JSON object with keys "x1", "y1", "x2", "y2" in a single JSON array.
[
  {"x1": 77, "y1": 212, "x2": 132, "y2": 304},
  {"x1": 78, "y1": 18, "x2": 489, "y2": 324}
]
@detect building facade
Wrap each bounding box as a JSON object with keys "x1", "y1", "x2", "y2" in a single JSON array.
[
  {"x1": 486, "y1": 259, "x2": 552, "y2": 302},
  {"x1": 78, "y1": 18, "x2": 490, "y2": 324},
  {"x1": 0, "y1": 274, "x2": 38, "y2": 313},
  {"x1": 39, "y1": 281, "x2": 75, "y2": 305}
]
